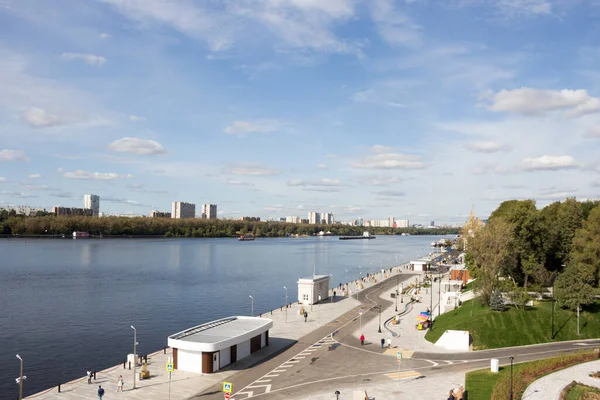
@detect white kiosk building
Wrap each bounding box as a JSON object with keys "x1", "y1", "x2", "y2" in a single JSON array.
[
  {"x1": 297, "y1": 275, "x2": 330, "y2": 305},
  {"x1": 409, "y1": 259, "x2": 432, "y2": 272},
  {"x1": 167, "y1": 316, "x2": 272, "y2": 374}
]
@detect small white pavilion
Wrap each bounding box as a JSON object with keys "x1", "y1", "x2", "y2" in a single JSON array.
[{"x1": 297, "y1": 275, "x2": 330, "y2": 305}]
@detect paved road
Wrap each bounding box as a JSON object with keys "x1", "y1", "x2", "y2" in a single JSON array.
[{"x1": 191, "y1": 272, "x2": 600, "y2": 400}]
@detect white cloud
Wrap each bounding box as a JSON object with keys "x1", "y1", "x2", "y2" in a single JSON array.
[
  {"x1": 21, "y1": 107, "x2": 63, "y2": 128},
  {"x1": 485, "y1": 87, "x2": 600, "y2": 117},
  {"x1": 351, "y1": 146, "x2": 425, "y2": 170},
  {"x1": 104, "y1": 197, "x2": 148, "y2": 207},
  {"x1": 287, "y1": 179, "x2": 344, "y2": 187},
  {"x1": 28, "y1": 173, "x2": 42, "y2": 179},
  {"x1": 466, "y1": 141, "x2": 512, "y2": 153},
  {"x1": 585, "y1": 126, "x2": 600, "y2": 138},
  {"x1": 0, "y1": 191, "x2": 37, "y2": 198},
  {"x1": 0, "y1": 177, "x2": 5, "y2": 182},
  {"x1": 61, "y1": 169, "x2": 134, "y2": 180},
  {"x1": 108, "y1": 137, "x2": 166, "y2": 155},
  {"x1": 127, "y1": 184, "x2": 168, "y2": 194},
  {"x1": 61, "y1": 52, "x2": 107, "y2": 67},
  {"x1": 316, "y1": 164, "x2": 328, "y2": 170},
  {"x1": 264, "y1": 204, "x2": 284, "y2": 212},
  {"x1": 373, "y1": 190, "x2": 405, "y2": 197},
  {"x1": 370, "y1": 0, "x2": 422, "y2": 47},
  {"x1": 0, "y1": 149, "x2": 30, "y2": 162},
  {"x1": 521, "y1": 155, "x2": 579, "y2": 171},
  {"x1": 129, "y1": 115, "x2": 145, "y2": 122},
  {"x1": 225, "y1": 178, "x2": 255, "y2": 186},
  {"x1": 223, "y1": 120, "x2": 279, "y2": 134},
  {"x1": 222, "y1": 163, "x2": 279, "y2": 176},
  {"x1": 356, "y1": 175, "x2": 406, "y2": 186},
  {"x1": 99, "y1": 33, "x2": 111, "y2": 39},
  {"x1": 101, "y1": 0, "x2": 361, "y2": 55}
]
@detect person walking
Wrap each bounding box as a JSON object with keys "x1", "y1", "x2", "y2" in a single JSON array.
[
  {"x1": 304, "y1": 311, "x2": 308, "y2": 322},
  {"x1": 360, "y1": 333, "x2": 365, "y2": 345},
  {"x1": 87, "y1": 370, "x2": 92, "y2": 384},
  {"x1": 380, "y1": 338, "x2": 385, "y2": 348},
  {"x1": 117, "y1": 375, "x2": 124, "y2": 392},
  {"x1": 98, "y1": 385, "x2": 105, "y2": 400}
]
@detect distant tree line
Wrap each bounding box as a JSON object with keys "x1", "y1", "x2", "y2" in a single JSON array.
[
  {"x1": 466, "y1": 198, "x2": 600, "y2": 311},
  {"x1": 0, "y1": 213, "x2": 460, "y2": 238}
]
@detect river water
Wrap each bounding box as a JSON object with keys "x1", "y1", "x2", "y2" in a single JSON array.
[{"x1": 0, "y1": 235, "x2": 446, "y2": 397}]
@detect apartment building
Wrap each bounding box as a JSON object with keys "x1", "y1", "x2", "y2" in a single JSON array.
[
  {"x1": 83, "y1": 194, "x2": 100, "y2": 217},
  {"x1": 52, "y1": 207, "x2": 94, "y2": 217},
  {"x1": 308, "y1": 212, "x2": 321, "y2": 224},
  {"x1": 150, "y1": 210, "x2": 171, "y2": 218},
  {"x1": 201, "y1": 204, "x2": 218, "y2": 219},
  {"x1": 171, "y1": 202, "x2": 196, "y2": 219},
  {"x1": 397, "y1": 219, "x2": 410, "y2": 228}
]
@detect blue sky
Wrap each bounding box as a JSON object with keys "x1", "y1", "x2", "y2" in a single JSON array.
[{"x1": 1, "y1": 0, "x2": 600, "y2": 224}]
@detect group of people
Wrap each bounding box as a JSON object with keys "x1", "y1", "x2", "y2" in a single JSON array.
[
  {"x1": 87, "y1": 372, "x2": 124, "y2": 399},
  {"x1": 448, "y1": 385, "x2": 464, "y2": 400}
]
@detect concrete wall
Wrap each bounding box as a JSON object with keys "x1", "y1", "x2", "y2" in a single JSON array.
[
  {"x1": 434, "y1": 330, "x2": 470, "y2": 351},
  {"x1": 177, "y1": 349, "x2": 203, "y2": 373},
  {"x1": 261, "y1": 331, "x2": 266, "y2": 347},
  {"x1": 219, "y1": 347, "x2": 231, "y2": 369},
  {"x1": 237, "y1": 339, "x2": 251, "y2": 360}
]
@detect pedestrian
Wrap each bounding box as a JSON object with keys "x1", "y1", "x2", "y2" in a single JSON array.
[
  {"x1": 380, "y1": 338, "x2": 385, "y2": 348},
  {"x1": 98, "y1": 385, "x2": 105, "y2": 400},
  {"x1": 333, "y1": 290, "x2": 336, "y2": 297},
  {"x1": 447, "y1": 389, "x2": 456, "y2": 400},
  {"x1": 117, "y1": 375, "x2": 124, "y2": 392},
  {"x1": 360, "y1": 333, "x2": 365, "y2": 345},
  {"x1": 304, "y1": 311, "x2": 308, "y2": 322},
  {"x1": 387, "y1": 338, "x2": 392, "y2": 348},
  {"x1": 87, "y1": 369, "x2": 92, "y2": 384},
  {"x1": 455, "y1": 385, "x2": 464, "y2": 400}
]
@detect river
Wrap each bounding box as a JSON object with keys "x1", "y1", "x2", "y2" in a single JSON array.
[{"x1": 0, "y1": 235, "x2": 447, "y2": 397}]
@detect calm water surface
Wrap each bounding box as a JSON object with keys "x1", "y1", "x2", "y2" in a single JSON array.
[{"x1": 0, "y1": 235, "x2": 445, "y2": 397}]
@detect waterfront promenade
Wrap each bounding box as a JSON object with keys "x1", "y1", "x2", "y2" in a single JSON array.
[{"x1": 25, "y1": 265, "x2": 417, "y2": 400}]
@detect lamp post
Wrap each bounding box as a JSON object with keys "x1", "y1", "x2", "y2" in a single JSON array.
[
  {"x1": 16, "y1": 354, "x2": 24, "y2": 400},
  {"x1": 551, "y1": 277, "x2": 555, "y2": 339},
  {"x1": 429, "y1": 265, "x2": 433, "y2": 315},
  {"x1": 249, "y1": 295, "x2": 254, "y2": 317},
  {"x1": 395, "y1": 276, "x2": 399, "y2": 312},
  {"x1": 438, "y1": 270, "x2": 441, "y2": 318},
  {"x1": 377, "y1": 304, "x2": 382, "y2": 333},
  {"x1": 509, "y1": 356, "x2": 514, "y2": 400},
  {"x1": 131, "y1": 325, "x2": 137, "y2": 390},
  {"x1": 283, "y1": 287, "x2": 288, "y2": 323},
  {"x1": 401, "y1": 283, "x2": 404, "y2": 303}
]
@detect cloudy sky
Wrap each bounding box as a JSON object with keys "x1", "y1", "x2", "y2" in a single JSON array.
[{"x1": 1, "y1": 0, "x2": 600, "y2": 223}]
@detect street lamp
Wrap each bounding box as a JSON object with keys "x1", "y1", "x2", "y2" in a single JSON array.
[
  {"x1": 395, "y1": 276, "x2": 399, "y2": 312},
  {"x1": 249, "y1": 295, "x2": 254, "y2": 317},
  {"x1": 335, "y1": 390, "x2": 341, "y2": 400},
  {"x1": 377, "y1": 304, "x2": 382, "y2": 333},
  {"x1": 16, "y1": 354, "x2": 25, "y2": 400},
  {"x1": 283, "y1": 287, "x2": 288, "y2": 323},
  {"x1": 131, "y1": 325, "x2": 137, "y2": 390},
  {"x1": 509, "y1": 356, "x2": 514, "y2": 400}
]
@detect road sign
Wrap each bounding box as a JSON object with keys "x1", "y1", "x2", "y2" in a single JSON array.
[
  {"x1": 223, "y1": 382, "x2": 233, "y2": 393},
  {"x1": 397, "y1": 351, "x2": 402, "y2": 361},
  {"x1": 166, "y1": 362, "x2": 174, "y2": 372},
  {"x1": 359, "y1": 309, "x2": 363, "y2": 315},
  {"x1": 224, "y1": 393, "x2": 231, "y2": 399}
]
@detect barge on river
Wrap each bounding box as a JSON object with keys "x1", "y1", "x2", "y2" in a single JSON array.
[{"x1": 339, "y1": 231, "x2": 376, "y2": 240}]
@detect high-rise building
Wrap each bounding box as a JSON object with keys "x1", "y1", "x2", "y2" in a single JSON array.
[
  {"x1": 354, "y1": 218, "x2": 364, "y2": 226},
  {"x1": 322, "y1": 212, "x2": 334, "y2": 224},
  {"x1": 83, "y1": 194, "x2": 100, "y2": 217},
  {"x1": 201, "y1": 204, "x2": 218, "y2": 219},
  {"x1": 53, "y1": 206, "x2": 94, "y2": 216},
  {"x1": 388, "y1": 216, "x2": 395, "y2": 228},
  {"x1": 430, "y1": 220, "x2": 435, "y2": 227},
  {"x1": 171, "y1": 202, "x2": 196, "y2": 219},
  {"x1": 308, "y1": 212, "x2": 321, "y2": 224},
  {"x1": 286, "y1": 216, "x2": 300, "y2": 224},
  {"x1": 397, "y1": 219, "x2": 410, "y2": 228}
]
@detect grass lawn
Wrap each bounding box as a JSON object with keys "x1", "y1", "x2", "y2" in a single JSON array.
[
  {"x1": 564, "y1": 382, "x2": 600, "y2": 400},
  {"x1": 425, "y1": 299, "x2": 600, "y2": 349},
  {"x1": 465, "y1": 351, "x2": 598, "y2": 400}
]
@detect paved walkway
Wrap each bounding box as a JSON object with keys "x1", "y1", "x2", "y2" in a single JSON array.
[
  {"x1": 522, "y1": 359, "x2": 600, "y2": 400},
  {"x1": 348, "y1": 271, "x2": 455, "y2": 356},
  {"x1": 27, "y1": 266, "x2": 415, "y2": 400},
  {"x1": 286, "y1": 370, "x2": 465, "y2": 400}
]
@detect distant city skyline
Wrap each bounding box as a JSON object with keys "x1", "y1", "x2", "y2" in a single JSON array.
[{"x1": 1, "y1": 1, "x2": 599, "y2": 224}]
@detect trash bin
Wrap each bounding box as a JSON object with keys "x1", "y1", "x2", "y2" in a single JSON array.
[
  {"x1": 390, "y1": 293, "x2": 396, "y2": 298},
  {"x1": 490, "y1": 358, "x2": 499, "y2": 373}
]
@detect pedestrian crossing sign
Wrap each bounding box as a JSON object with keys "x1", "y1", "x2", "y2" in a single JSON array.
[
  {"x1": 223, "y1": 382, "x2": 233, "y2": 393},
  {"x1": 166, "y1": 362, "x2": 174, "y2": 372},
  {"x1": 397, "y1": 351, "x2": 402, "y2": 361}
]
